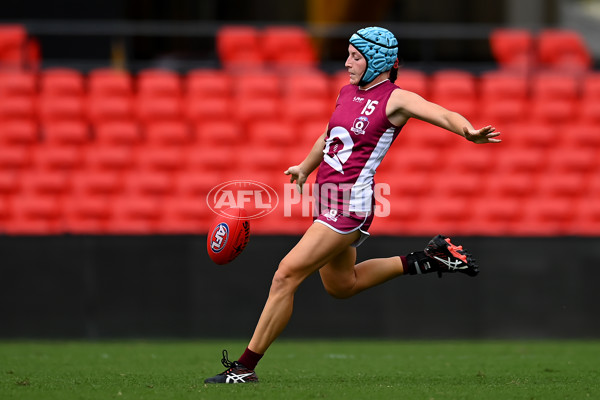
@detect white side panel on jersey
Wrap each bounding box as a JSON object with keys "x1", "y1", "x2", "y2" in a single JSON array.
[{"x1": 349, "y1": 126, "x2": 395, "y2": 212}]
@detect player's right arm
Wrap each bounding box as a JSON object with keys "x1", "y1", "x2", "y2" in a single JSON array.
[{"x1": 284, "y1": 132, "x2": 326, "y2": 193}]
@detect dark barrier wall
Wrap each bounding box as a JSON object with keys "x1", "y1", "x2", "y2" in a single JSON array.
[{"x1": 1, "y1": 235, "x2": 599, "y2": 339}]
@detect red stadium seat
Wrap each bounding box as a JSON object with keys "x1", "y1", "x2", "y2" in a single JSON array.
[
  {"x1": 41, "y1": 120, "x2": 89, "y2": 145},
  {"x1": 546, "y1": 147, "x2": 598, "y2": 174},
  {"x1": 0, "y1": 95, "x2": 36, "y2": 120},
  {"x1": 84, "y1": 144, "x2": 136, "y2": 171},
  {"x1": 530, "y1": 98, "x2": 577, "y2": 124},
  {"x1": 31, "y1": 143, "x2": 84, "y2": 171},
  {"x1": 247, "y1": 119, "x2": 296, "y2": 146},
  {"x1": 71, "y1": 170, "x2": 123, "y2": 195},
  {"x1": 442, "y1": 144, "x2": 497, "y2": 173},
  {"x1": 144, "y1": 120, "x2": 190, "y2": 146},
  {"x1": 374, "y1": 170, "x2": 432, "y2": 198},
  {"x1": 471, "y1": 195, "x2": 522, "y2": 236},
  {"x1": 261, "y1": 26, "x2": 317, "y2": 69},
  {"x1": 489, "y1": 28, "x2": 535, "y2": 71},
  {"x1": 184, "y1": 96, "x2": 232, "y2": 125},
  {"x1": 122, "y1": 169, "x2": 174, "y2": 196},
  {"x1": 430, "y1": 170, "x2": 482, "y2": 199},
  {"x1": 581, "y1": 72, "x2": 600, "y2": 101},
  {"x1": 507, "y1": 121, "x2": 560, "y2": 149},
  {"x1": 87, "y1": 95, "x2": 135, "y2": 123},
  {"x1": 4, "y1": 193, "x2": 63, "y2": 235},
  {"x1": 19, "y1": 169, "x2": 70, "y2": 195},
  {"x1": 0, "y1": 25, "x2": 28, "y2": 69},
  {"x1": 173, "y1": 170, "x2": 225, "y2": 197},
  {"x1": 106, "y1": 194, "x2": 162, "y2": 234},
  {"x1": 369, "y1": 195, "x2": 422, "y2": 236},
  {"x1": 415, "y1": 195, "x2": 472, "y2": 236},
  {"x1": 137, "y1": 68, "x2": 182, "y2": 98},
  {"x1": 530, "y1": 71, "x2": 579, "y2": 101},
  {"x1": 0, "y1": 119, "x2": 38, "y2": 144},
  {"x1": 0, "y1": 71, "x2": 37, "y2": 96},
  {"x1": 537, "y1": 29, "x2": 592, "y2": 72},
  {"x1": 571, "y1": 197, "x2": 600, "y2": 236},
  {"x1": 134, "y1": 144, "x2": 186, "y2": 171},
  {"x1": 234, "y1": 97, "x2": 280, "y2": 127},
  {"x1": 484, "y1": 171, "x2": 537, "y2": 198},
  {"x1": 480, "y1": 98, "x2": 528, "y2": 125},
  {"x1": 94, "y1": 120, "x2": 141, "y2": 146},
  {"x1": 135, "y1": 96, "x2": 183, "y2": 123},
  {"x1": 384, "y1": 147, "x2": 440, "y2": 173},
  {"x1": 401, "y1": 119, "x2": 459, "y2": 149},
  {"x1": 560, "y1": 122, "x2": 600, "y2": 149},
  {"x1": 516, "y1": 196, "x2": 575, "y2": 236},
  {"x1": 479, "y1": 71, "x2": 529, "y2": 101},
  {"x1": 216, "y1": 25, "x2": 264, "y2": 70},
  {"x1": 395, "y1": 69, "x2": 429, "y2": 97},
  {"x1": 295, "y1": 119, "x2": 329, "y2": 147},
  {"x1": 330, "y1": 69, "x2": 351, "y2": 98},
  {"x1": 578, "y1": 100, "x2": 600, "y2": 124},
  {"x1": 88, "y1": 68, "x2": 134, "y2": 97},
  {"x1": 282, "y1": 97, "x2": 331, "y2": 125},
  {"x1": 63, "y1": 193, "x2": 111, "y2": 234},
  {"x1": 235, "y1": 71, "x2": 281, "y2": 100},
  {"x1": 0, "y1": 169, "x2": 19, "y2": 195},
  {"x1": 38, "y1": 95, "x2": 85, "y2": 122},
  {"x1": 39, "y1": 68, "x2": 85, "y2": 96},
  {"x1": 536, "y1": 171, "x2": 587, "y2": 198},
  {"x1": 282, "y1": 70, "x2": 330, "y2": 101},
  {"x1": 236, "y1": 144, "x2": 285, "y2": 172},
  {"x1": 194, "y1": 119, "x2": 244, "y2": 145},
  {"x1": 0, "y1": 196, "x2": 11, "y2": 230},
  {"x1": 184, "y1": 145, "x2": 238, "y2": 172},
  {"x1": 495, "y1": 149, "x2": 546, "y2": 173},
  {"x1": 185, "y1": 69, "x2": 233, "y2": 99},
  {"x1": 0, "y1": 144, "x2": 30, "y2": 170},
  {"x1": 430, "y1": 70, "x2": 477, "y2": 101},
  {"x1": 159, "y1": 196, "x2": 212, "y2": 234}
]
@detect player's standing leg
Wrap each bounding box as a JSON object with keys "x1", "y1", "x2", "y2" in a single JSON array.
[{"x1": 204, "y1": 222, "x2": 360, "y2": 383}]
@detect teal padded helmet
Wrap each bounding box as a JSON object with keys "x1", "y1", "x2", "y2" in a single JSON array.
[{"x1": 349, "y1": 27, "x2": 398, "y2": 86}]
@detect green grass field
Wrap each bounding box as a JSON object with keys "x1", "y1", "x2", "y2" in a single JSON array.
[{"x1": 1, "y1": 340, "x2": 599, "y2": 400}]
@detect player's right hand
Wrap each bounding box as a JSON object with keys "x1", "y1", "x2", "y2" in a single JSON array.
[{"x1": 284, "y1": 165, "x2": 308, "y2": 194}]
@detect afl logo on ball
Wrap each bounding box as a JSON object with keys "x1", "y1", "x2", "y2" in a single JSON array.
[{"x1": 210, "y1": 222, "x2": 229, "y2": 253}]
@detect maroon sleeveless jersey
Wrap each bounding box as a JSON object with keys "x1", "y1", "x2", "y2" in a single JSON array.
[{"x1": 315, "y1": 80, "x2": 403, "y2": 215}]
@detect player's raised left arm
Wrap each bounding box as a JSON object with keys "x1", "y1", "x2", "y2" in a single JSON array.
[{"x1": 388, "y1": 89, "x2": 501, "y2": 144}]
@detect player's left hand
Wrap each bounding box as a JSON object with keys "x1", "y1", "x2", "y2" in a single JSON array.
[{"x1": 463, "y1": 125, "x2": 501, "y2": 144}]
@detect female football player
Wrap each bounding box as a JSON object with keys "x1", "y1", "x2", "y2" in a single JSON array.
[{"x1": 205, "y1": 26, "x2": 500, "y2": 383}]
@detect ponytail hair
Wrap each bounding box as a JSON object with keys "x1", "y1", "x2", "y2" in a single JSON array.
[{"x1": 389, "y1": 58, "x2": 400, "y2": 83}]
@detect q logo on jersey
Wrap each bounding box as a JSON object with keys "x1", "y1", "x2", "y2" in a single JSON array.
[
  {"x1": 351, "y1": 116, "x2": 369, "y2": 135},
  {"x1": 210, "y1": 222, "x2": 230, "y2": 253}
]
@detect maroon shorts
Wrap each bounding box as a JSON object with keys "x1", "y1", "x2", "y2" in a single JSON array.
[{"x1": 313, "y1": 209, "x2": 374, "y2": 247}]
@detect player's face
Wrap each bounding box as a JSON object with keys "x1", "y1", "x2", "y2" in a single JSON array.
[{"x1": 345, "y1": 45, "x2": 366, "y2": 85}]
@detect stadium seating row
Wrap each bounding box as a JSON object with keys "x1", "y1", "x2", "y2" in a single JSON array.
[
  {"x1": 490, "y1": 28, "x2": 592, "y2": 73},
  {"x1": 0, "y1": 162, "x2": 600, "y2": 235},
  {"x1": 2, "y1": 67, "x2": 600, "y2": 130},
  {"x1": 1, "y1": 172, "x2": 599, "y2": 236},
  {"x1": 216, "y1": 25, "x2": 317, "y2": 70},
  {"x1": 2, "y1": 67, "x2": 599, "y2": 100}
]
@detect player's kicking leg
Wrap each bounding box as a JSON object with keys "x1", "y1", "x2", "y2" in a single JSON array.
[{"x1": 405, "y1": 234, "x2": 479, "y2": 277}]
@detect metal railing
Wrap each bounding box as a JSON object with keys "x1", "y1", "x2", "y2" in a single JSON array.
[{"x1": 1, "y1": 19, "x2": 499, "y2": 72}]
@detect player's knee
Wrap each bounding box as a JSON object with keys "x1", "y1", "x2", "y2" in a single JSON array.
[
  {"x1": 270, "y1": 261, "x2": 302, "y2": 295},
  {"x1": 323, "y1": 281, "x2": 354, "y2": 299}
]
